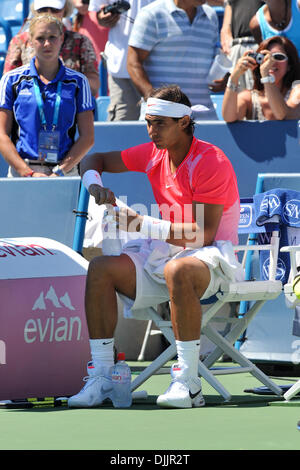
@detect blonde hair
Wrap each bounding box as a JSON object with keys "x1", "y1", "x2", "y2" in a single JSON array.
[
  {"x1": 29, "y1": 14, "x2": 64, "y2": 37},
  {"x1": 31, "y1": 0, "x2": 74, "y2": 18}
]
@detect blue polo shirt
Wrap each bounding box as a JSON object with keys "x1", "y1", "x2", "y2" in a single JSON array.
[{"x1": 0, "y1": 58, "x2": 94, "y2": 161}]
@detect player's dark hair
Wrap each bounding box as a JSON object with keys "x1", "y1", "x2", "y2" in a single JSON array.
[{"x1": 148, "y1": 85, "x2": 195, "y2": 135}]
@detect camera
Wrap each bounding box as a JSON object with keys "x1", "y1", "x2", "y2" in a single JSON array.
[
  {"x1": 248, "y1": 52, "x2": 265, "y2": 65},
  {"x1": 103, "y1": 0, "x2": 131, "y2": 14}
]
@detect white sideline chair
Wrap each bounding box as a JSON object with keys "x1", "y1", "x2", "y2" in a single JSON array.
[
  {"x1": 240, "y1": 176, "x2": 300, "y2": 371},
  {"x1": 280, "y1": 245, "x2": 300, "y2": 401},
  {"x1": 131, "y1": 198, "x2": 284, "y2": 401}
]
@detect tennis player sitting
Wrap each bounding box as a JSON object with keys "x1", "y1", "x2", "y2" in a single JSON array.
[{"x1": 68, "y1": 84, "x2": 243, "y2": 409}]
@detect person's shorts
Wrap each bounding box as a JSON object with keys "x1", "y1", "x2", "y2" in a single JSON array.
[{"x1": 118, "y1": 245, "x2": 223, "y2": 319}]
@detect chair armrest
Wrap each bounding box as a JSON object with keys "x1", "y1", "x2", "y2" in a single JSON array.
[
  {"x1": 234, "y1": 244, "x2": 273, "y2": 251},
  {"x1": 280, "y1": 245, "x2": 300, "y2": 279},
  {"x1": 280, "y1": 246, "x2": 300, "y2": 253}
]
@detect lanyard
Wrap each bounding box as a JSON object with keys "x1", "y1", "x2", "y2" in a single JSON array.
[{"x1": 33, "y1": 78, "x2": 62, "y2": 131}]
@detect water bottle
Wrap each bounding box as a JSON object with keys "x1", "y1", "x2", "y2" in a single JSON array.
[
  {"x1": 111, "y1": 352, "x2": 132, "y2": 408},
  {"x1": 101, "y1": 207, "x2": 123, "y2": 256}
]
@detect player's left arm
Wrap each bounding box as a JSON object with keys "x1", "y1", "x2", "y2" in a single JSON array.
[
  {"x1": 168, "y1": 202, "x2": 224, "y2": 248},
  {"x1": 116, "y1": 201, "x2": 224, "y2": 248}
]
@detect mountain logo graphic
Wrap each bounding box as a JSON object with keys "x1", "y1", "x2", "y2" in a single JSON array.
[{"x1": 32, "y1": 286, "x2": 75, "y2": 311}]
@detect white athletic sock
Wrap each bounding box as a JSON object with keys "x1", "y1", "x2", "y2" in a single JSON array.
[
  {"x1": 176, "y1": 339, "x2": 201, "y2": 378},
  {"x1": 89, "y1": 338, "x2": 115, "y2": 368}
]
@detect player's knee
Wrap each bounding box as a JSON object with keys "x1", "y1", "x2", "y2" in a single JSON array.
[
  {"x1": 164, "y1": 259, "x2": 191, "y2": 291},
  {"x1": 87, "y1": 255, "x2": 114, "y2": 282}
]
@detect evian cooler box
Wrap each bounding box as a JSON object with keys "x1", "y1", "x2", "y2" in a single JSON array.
[{"x1": 0, "y1": 237, "x2": 90, "y2": 400}]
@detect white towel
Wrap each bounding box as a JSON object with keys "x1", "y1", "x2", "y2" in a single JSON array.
[{"x1": 122, "y1": 238, "x2": 245, "y2": 284}]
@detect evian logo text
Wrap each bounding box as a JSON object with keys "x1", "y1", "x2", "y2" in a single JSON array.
[
  {"x1": 24, "y1": 286, "x2": 82, "y2": 343},
  {"x1": 0, "y1": 242, "x2": 55, "y2": 259}
]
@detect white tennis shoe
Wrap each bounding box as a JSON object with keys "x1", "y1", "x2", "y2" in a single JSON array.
[
  {"x1": 68, "y1": 361, "x2": 113, "y2": 408},
  {"x1": 157, "y1": 364, "x2": 205, "y2": 409}
]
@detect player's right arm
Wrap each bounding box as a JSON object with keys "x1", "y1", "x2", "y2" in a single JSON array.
[
  {"x1": 80, "y1": 151, "x2": 128, "y2": 175},
  {"x1": 79, "y1": 151, "x2": 129, "y2": 205}
]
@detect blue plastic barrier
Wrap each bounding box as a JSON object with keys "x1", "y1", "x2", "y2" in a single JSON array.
[
  {"x1": 0, "y1": 177, "x2": 81, "y2": 248},
  {"x1": 1, "y1": 119, "x2": 299, "y2": 202}
]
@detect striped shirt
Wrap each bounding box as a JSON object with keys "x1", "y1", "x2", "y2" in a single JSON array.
[
  {"x1": 128, "y1": 0, "x2": 219, "y2": 107},
  {"x1": 0, "y1": 58, "x2": 94, "y2": 161}
]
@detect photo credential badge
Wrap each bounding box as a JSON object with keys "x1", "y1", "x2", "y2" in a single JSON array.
[{"x1": 38, "y1": 129, "x2": 60, "y2": 163}]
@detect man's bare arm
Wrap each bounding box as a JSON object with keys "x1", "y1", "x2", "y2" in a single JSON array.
[
  {"x1": 127, "y1": 46, "x2": 153, "y2": 99},
  {"x1": 80, "y1": 151, "x2": 129, "y2": 206},
  {"x1": 80, "y1": 151, "x2": 129, "y2": 176}
]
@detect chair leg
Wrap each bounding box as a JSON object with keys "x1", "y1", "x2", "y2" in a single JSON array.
[
  {"x1": 131, "y1": 342, "x2": 177, "y2": 392},
  {"x1": 137, "y1": 303, "x2": 172, "y2": 361},
  {"x1": 203, "y1": 300, "x2": 266, "y2": 368},
  {"x1": 197, "y1": 360, "x2": 232, "y2": 401},
  {"x1": 203, "y1": 324, "x2": 283, "y2": 397},
  {"x1": 283, "y1": 379, "x2": 300, "y2": 401},
  {"x1": 137, "y1": 320, "x2": 153, "y2": 361}
]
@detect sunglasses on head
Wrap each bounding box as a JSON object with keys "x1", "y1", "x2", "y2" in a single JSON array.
[
  {"x1": 37, "y1": 7, "x2": 62, "y2": 14},
  {"x1": 272, "y1": 52, "x2": 288, "y2": 61}
]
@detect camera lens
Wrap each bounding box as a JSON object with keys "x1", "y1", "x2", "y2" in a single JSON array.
[{"x1": 256, "y1": 53, "x2": 265, "y2": 64}]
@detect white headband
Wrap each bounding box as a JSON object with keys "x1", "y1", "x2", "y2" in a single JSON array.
[{"x1": 145, "y1": 98, "x2": 192, "y2": 118}]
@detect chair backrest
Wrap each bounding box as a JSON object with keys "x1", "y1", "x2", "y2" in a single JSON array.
[
  {"x1": 0, "y1": 54, "x2": 5, "y2": 79},
  {"x1": 256, "y1": 173, "x2": 300, "y2": 194},
  {"x1": 0, "y1": 19, "x2": 12, "y2": 53},
  {"x1": 212, "y1": 6, "x2": 225, "y2": 32},
  {"x1": 95, "y1": 96, "x2": 110, "y2": 122},
  {"x1": 0, "y1": 177, "x2": 81, "y2": 248},
  {"x1": 254, "y1": 174, "x2": 300, "y2": 284},
  {"x1": 238, "y1": 197, "x2": 281, "y2": 282},
  {"x1": 239, "y1": 190, "x2": 300, "y2": 284},
  {"x1": 99, "y1": 57, "x2": 108, "y2": 96},
  {"x1": 0, "y1": 0, "x2": 29, "y2": 26},
  {"x1": 210, "y1": 94, "x2": 224, "y2": 120},
  {"x1": 0, "y1": 1, "x2": 30, "y2": 62}
]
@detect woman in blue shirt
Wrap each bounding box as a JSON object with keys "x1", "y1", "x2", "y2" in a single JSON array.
[
  {"x1": 250, "y1": 0, "x2": 300, "y2": 58},
  {"x1": 0, "y1": 14, "x2": 94, "y2": 177}
]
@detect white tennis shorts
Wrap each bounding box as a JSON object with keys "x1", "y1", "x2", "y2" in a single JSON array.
[{"x1": 117, "y1": 239, "x2": 243, "y2": 319}]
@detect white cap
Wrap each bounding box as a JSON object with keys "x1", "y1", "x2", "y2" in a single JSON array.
[{"x1": 34, "y1": 0, "x2": 66, "y2": 10}]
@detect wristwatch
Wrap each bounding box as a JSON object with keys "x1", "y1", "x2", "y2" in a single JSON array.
[
  {"x1": 260, "y1": 75, "x2": 275, "y2": 84},
  {"x1": 226, "y1": 76, "x2": 239, "y2": 92},
  {"x1": 52, "y1": 165, "x2": 65, "y2": 177}
]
